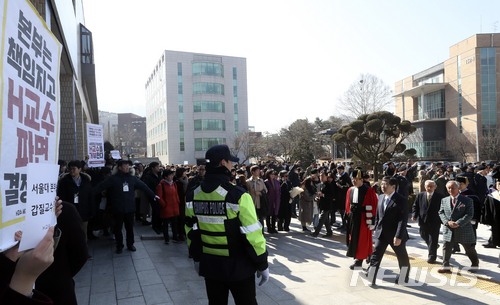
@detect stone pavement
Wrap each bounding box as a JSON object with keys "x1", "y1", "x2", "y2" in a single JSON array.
[{"x1": 74, "y1": 216, "x2": 500, "y2": 305}]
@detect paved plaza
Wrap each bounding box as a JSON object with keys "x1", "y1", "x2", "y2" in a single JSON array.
[{"x1": 74, "y1": 216, "x2": 500, "y2": 305}]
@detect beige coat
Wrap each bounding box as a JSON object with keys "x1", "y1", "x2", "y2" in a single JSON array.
[{"x1": 247, "y1": 176, "x2": 266, "y2": 209}]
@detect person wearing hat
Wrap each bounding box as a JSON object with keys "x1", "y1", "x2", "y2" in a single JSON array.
[
  {"x1": 94, "y1": 159, "x2": 158, "y2": 253},
  {"x1": 184, "y1": 145, "x2": 269, "y2": 304},
  {"x1": 345, "y1": 169, "x2": 378, "y2": 270},
  {"x1": 411, "y1": 180, "x2": 445, "y2": 263},
  {"x1": 474, "y1": 165, "x2": 489, "y2": 204}
]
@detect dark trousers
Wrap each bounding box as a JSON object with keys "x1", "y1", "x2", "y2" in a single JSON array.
[
  {"x1": 135, "y1": 198, "x2": 141, "y2": 220},
  {"x1": 291, "y1": 196, "x2": 299, "y2": 216},
  {"x1": 419, "y1": 225, "x2": 440, "y2": 260},
  {"x1": 161, "y1": 217, "x2": 178, "y2": 241},
  {"x1": 177, "y1": 215, "x2": 186, "y2": 239},
  {"x1": 278, "y1": 214, "x2": 291, "y2": 231},
  {"x1": 442, "y1": 234, "x2": 479, "y2": 267},
  {"x1": 205, "y1": 275, "x2": 257, "y2": 305},
  {"x1": 113, "y1": 212, "x2": 135, "y2": 249},
  {"x1": 314, "y1": 209, "x2": 332, "y2": 235},
  {"x1": 150, "y1": 201, "x2": 161, "y2": 232},
  {"x1": 369, "y1": 237, "x2": 410, "y2": 282},
  {"x1": 266, "y1": 215, "x2": 276, "y2": 232}
]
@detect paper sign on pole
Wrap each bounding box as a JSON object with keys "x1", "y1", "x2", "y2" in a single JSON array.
[
  {"x1": 110, "y1": 150, "x2": 122, "y2": 159},
  {"x1": 87, "y1": 123, "x2": 104, "y2": 167},
  {"x1": 0, "y1": 0, "x2": 62, "y2": 252},
  {"x1": 18, "y1": 163, "x2": 58, "y2": 251}
]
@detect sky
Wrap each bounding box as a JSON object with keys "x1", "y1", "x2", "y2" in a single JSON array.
[{"x1": 83, "y1": 0, "x2": 500, "y2": 133}]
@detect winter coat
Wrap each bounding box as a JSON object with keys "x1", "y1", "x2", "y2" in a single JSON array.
[
  {"x1": 93, "y1": 168, "x2": 155, "y2": 214},
  {"x1": 299, "y1": 188, "x2": 315, "y2": 224},
  {"x1": 439, "y1": 195, "x2": 476, "y2": 244},
  {"x1": 247, "y1": 177, "x2": 266, "y2": 209},
  {"x1": 157, "y1": 180, "x2": 180, "y2": 219},
  {"x1": 265, "y1": 178, "x2": 281, "y2": 216},
  {"x1": 57, "y1": 172, "x2": 95, "y2": 221}
]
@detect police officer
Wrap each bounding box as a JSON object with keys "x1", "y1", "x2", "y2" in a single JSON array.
[{"x1": 185, "y1": 145, "x2": 269, "y2": 305}]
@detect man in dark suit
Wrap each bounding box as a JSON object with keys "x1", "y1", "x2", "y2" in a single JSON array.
[
  {"x1": 366, "y1": 176, "x2": 410, "y2": 286},
  {"x1": 311, "y1": 171, "x2": 335, "y2": 237},
  {"x1": 411, "y1": 180, "x2": 445, "y2": 263},
  {"x1": 438, "y1": 181, "x2": 479, "y2": 273}
]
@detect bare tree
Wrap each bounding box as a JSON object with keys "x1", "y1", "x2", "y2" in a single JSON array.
[
  {"x1": 229, "y1": 130, "x2": 264, "y2": 164},
  {"x1": 480, "y1": 130, "x2": 500, "y2": 161},
  {"x1": 337, "y1": 74, "x2": 393, "y2": 121},
  {"x1": 446, "y1": 133, "x2": 475, "y2": 162},
  {"x1": 114, "y1": 124, "x2": 141, "y2": 156}
]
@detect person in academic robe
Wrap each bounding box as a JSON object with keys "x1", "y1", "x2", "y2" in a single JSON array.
[
  {"x1": 474, "y1": 165, "x2": 489, "y2": 204},
  {"x1": 345, "y1": 169, "x2": 378, "y2": 270},
  {"x1": 411, "y1": 180, "x2": 445, "y2": 263},
  {"x1": 457, "y1": 176, "x2": 482, "y2": 247},
  {"x1": 481, "y1": 173, "x2": 500, "y2": 254}
]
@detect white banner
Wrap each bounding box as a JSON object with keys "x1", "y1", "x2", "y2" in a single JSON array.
[
  {"x1": 86, "y1": 123, "x2": 104, "y2": 167},
  {"x1": 18, "y1": 163, "x2": 58, "y2": 251},
  {"x1": 0, "y1": 0, "x2": 62, "y2": 252},
  {"x1": 110, "y1": 150, "x2": 122, "y2": 160}
]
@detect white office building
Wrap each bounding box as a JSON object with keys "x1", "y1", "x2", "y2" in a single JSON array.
[{"x1": 145, "y1": 51, "x2": 248, "y2": 165}]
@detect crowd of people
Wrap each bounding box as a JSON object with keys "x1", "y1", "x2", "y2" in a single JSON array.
[{"x1": 3, "y1": 151, "x2": 500, "y2": 302}]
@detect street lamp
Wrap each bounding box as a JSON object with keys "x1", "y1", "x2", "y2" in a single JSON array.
[
  {"x1": 312, "y1": 138, "x2": 317, "y2": 161},
  {"x1": 463, "y1": 117, "x2": 480, "y2": 162}
]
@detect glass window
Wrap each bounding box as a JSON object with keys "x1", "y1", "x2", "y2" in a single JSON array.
[
  {"x1": 193, "y1": 83, "x2": 201, "y2": 94},
  {"x1": 194, "y1": 120, "x2": 202, "y2": 131},
  {"x1": 193, "y1": 101, "x2": 202, "y2": 112},
  {"x1": 193, "y1": 83, "x2": 224, "y2": 95},
  {"x1": 192, "y1": 62, "x2": 224, "y2": 77},
  {"x1": 195, "y1": 139, "x2": 203, "y2": 151},
  {"x1": 192, "y1": 62, "x2": 200, "y2": 75}
]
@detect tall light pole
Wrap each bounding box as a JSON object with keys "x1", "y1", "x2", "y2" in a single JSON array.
[
  {"x1": 312, "y1": 138, "x2": 317, "y2": 162},
  {"x1": 463, "y1": 117, "x2": 480, "y2": 162}
]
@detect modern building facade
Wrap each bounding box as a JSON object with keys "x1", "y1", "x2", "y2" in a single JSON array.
[
  {"x1": 394, "y1": 34, "x2": 500, "y2": 161},
  {"x1": 98, "y1": 110, "x2": 118, "y2": 145},
  {"x1": 145, "y1": 51, "x2": 248, "y2": 165},
  {"x1": 118, "y1": 113, "x2": 147, "y2": 157},
  {"x1": 28, "y1": 0, "x2": 99, "y2": 162}
]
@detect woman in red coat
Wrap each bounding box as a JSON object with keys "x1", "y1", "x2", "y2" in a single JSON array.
[{"x1": 156, "y1": 169, "x2": 181, "y2": 244}]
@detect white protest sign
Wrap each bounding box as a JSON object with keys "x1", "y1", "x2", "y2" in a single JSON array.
[
  {"x1": 18, "y1": 163, "x2": 58, "y2": 251},
  {"x1": 110, "y1": 150, "x2": 122, "y2": 159},
  {"x1": 0, "y1": 0, "x2": 62, "y2": 252},
  {"x1": 87, "y1": 123, "x2": 104, "y2": 167}
]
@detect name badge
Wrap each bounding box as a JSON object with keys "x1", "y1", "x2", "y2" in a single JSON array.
[
  {"x1": 123, "y1": 183, "x2": 129, "y2": 192},
  {"x1": 74, "y1": 193, "x2": 79, "y2": 204}
]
